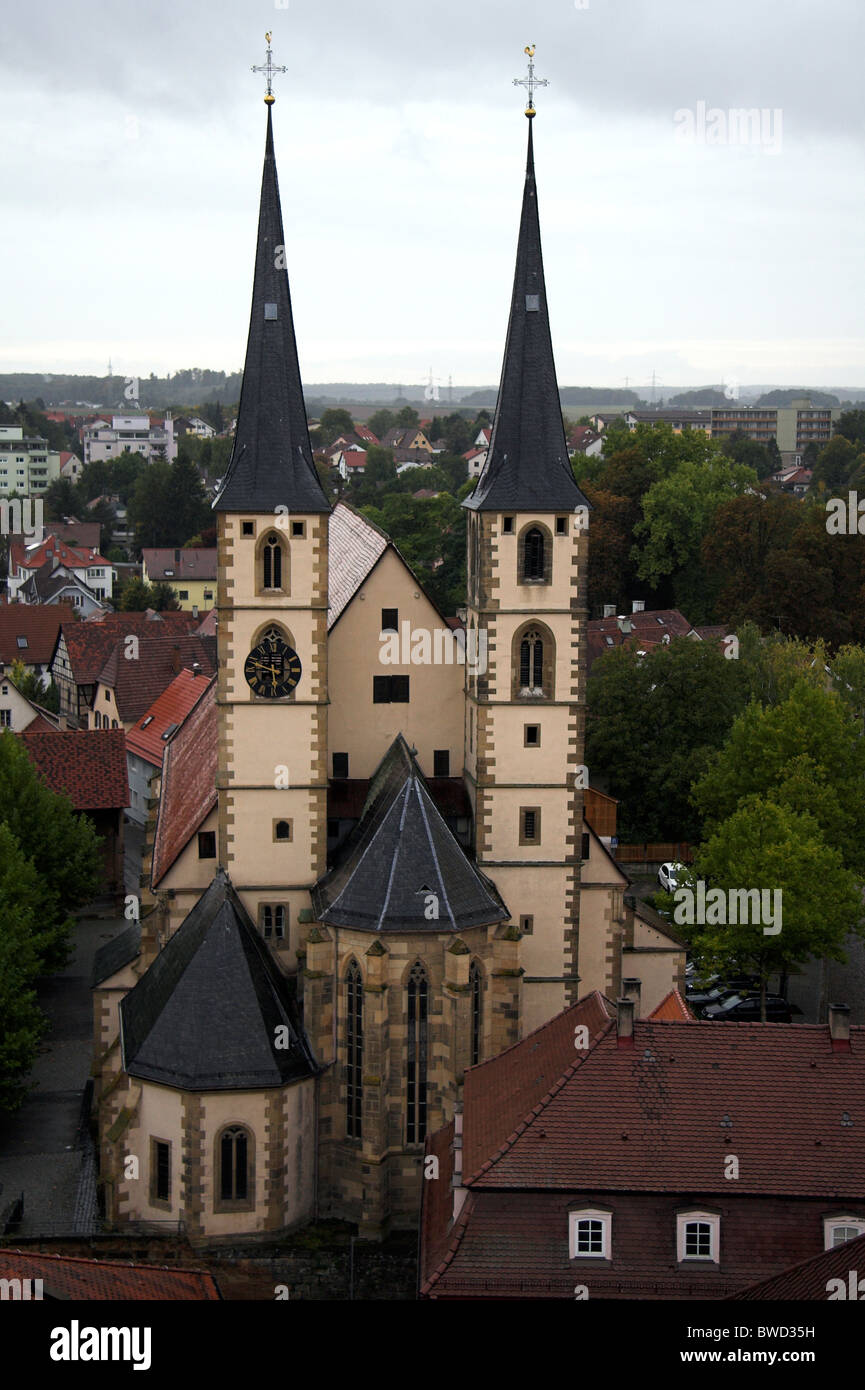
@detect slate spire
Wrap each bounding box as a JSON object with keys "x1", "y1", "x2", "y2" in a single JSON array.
[
  {"x1": 465, "y1": 118, "x2": 589, "y2": 513},
  {"x1": 214, "y1": 106, "x2": 330, "y2": 514}
]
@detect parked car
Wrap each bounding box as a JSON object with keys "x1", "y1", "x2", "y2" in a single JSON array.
[
  {"x1": 686, "y1": 985, "x2": 740, "y2": 1009},
  {"x1": 700, "y1": 993, "x2": 802, "y2": 1024},
  {"x1": 658, "y1": 861, "x2": 686, "y2": 892}
]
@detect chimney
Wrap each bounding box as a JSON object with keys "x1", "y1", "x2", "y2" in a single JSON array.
[
  {"x1": 192, "y1": 604, "x2": 199, "y2": 619},
  {"x1": 616, "y1": 997, "x2": 635, "y2": 1048},
  {"x1": 631, "y1": 599, "x2": 645, "y2": 614},
  {"x1": 617, "y1": 615, "x2": 633, "y2": 635},
  {"x1": 603, "y1": 604, "x2": 616, "y2": 619},
  {"x1": 622, "y1": 977, "x2": 642, "y2": 1019},
  {"x1": 192, "y1": 661, "x2": 201, "y2": 678},
  {"x1": 829, "y1": 1003, "x2": 851, "y2": 1052}
]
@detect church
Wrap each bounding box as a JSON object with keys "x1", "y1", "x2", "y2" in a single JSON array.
[{"x1": 92, "y1": 48, "x2": 685, "y2": 1242}]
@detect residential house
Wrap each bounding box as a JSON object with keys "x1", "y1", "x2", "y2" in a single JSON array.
[
  {"x1": 59, "y1": 451, "x2": 83, "y2": 483},
  {"x1": 83, "y1": 415, "x2": 177, "y2": 465},
  {"x1": 125, "y1": 667, "x2": 215, "y2": 825},
  {"x1": 141, "y1": 548, "x2": 217, "y2": 611},
  {"x1": 8, "y1": 533, "x2": 113, "y2": 604},
  {"x1": 567, "y1": 425, "x2": 604, "y2": 458},
  {"x1": 52, "y1": 610, "x2": 201, "y2": 726},
  {"x1": 381, "y1": 426, "x2": 434, "y2": 464},
  {"x1": 587, "y1": 604, "x2": 699, "y2": 670},
  {"x1": 0, "y1": 425, "x2": 61, "y2": 497},
  {"x1": 0, "y1": 673, "x2": 61, "y2": 733},
  {"x1": 89, "y1": 632, "x2": 217, "y2": 732},
  {"x1": 20, "y1": 727, "x2": 129, "y2": 904},
  {"x1": 420, "y1": 997, "x2": 865, "y2": 1298},
  {"x1": 336, "y1": 447, "x2": 367, "y2": 480},
  {"x1": 354, "y1": 424, "x2": 380, "y2": 446},
  {"x1": 463, "y1": 446, "x2": 488, "y2": 479},
  {"x1": 0, "y1": 601, "x2": 73, "y2": 688}
]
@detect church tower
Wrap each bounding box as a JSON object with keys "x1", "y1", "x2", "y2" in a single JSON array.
[
  {"x1": 212, "y1": 85, "x2": 331, "y2": 963},
  {"x1": 463, "y1": 78, "x2": 592, "y2": 1035}
]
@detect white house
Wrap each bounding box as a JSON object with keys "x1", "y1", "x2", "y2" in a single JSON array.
[{"x1": 83, "y1": 415, "x2": 177, "y2": 465}]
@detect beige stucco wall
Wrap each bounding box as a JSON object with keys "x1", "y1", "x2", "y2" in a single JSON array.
[{"x1": 328, "y1": 547, "x2": 464, "y2": 782}]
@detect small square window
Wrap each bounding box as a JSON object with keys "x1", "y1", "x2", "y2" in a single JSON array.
[
  {"x1": 556, "y1": 516, "x2": 567, "y2": 535},
  {"x1": 273, "y1": 819, "x2": 292, "y2": 842},
  {"x1": 178, "y1": 590, "x2": 189, "y2": 600},
  {"x1": 677, "y1": 1212, "x2": 719, "y2": 1263},
  {"x1": 502, "y1": 516, "x2": 515, "y2": 534},
  {"x1": 524, "y1": 724, "x2": 540, "y2": 747},
  {"x1": 525, "y1": 294, "x2": 540, "y2": 312},
  {"x1": 260, "y1": 904, "x2": 287, "y2": 940},
  {"x1": 569, "y1": 1209, "x2": 611, "y2": 1259},
  {"x1": 381, "y1": 607, "x2": 399, "y2": 633},
  {"x1": 519, "y1": 914, "x2": 533, "y2": 935},
  {"x1": 332, "y1": 752, "x2": 349, "y2": 779},
  {"x1": 391, "y1": 675, "x2": 410, "y2": 703},
  {"x1": 433, "y1": 749, "x2": 450, "y2": 777},
  {"x1": 198, "y1": 831, "x2": 216, "y2": 859},
  {"x1": 291, "y1": 521, "x2": 305, "y2": 538},
  {"x1": 16, "y1": 636, "x2": 27, "y2": 649},
  {"x1": 241, "y1": 520, "x2": 255, "y2": 537},
  {"x1": 264, "y1": 302, "x2": 278, "y2": 320},
  {"x1": 520, "y1": 807, "x2": 541, "y2": 845}
]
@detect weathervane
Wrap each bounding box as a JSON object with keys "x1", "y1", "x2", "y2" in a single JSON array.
[
  {"x1": 252, "y1": 32, "x2": 286, "y2": 105},
  {"x1": 513, "y1": 44, "x2": 548, "y2": 118}
]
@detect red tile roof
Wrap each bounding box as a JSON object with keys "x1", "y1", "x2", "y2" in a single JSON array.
[
  {"x1": 462, "y1": 992, "x2": 615, "y2": 1180},
  {"x1": 126, "y1": 668, "x2": 215, "y2": 767},
  {"x1": 20, "y1": 728, "x2": 129, "y2": 809},
  {"x1": 142, "y1": 548, "x2": 218, "y2": 582},
  {"x1": 730, "y1": 1231, "x2": 865, "y2": 1300},
  {"x1": 587, "y1": 609, "x2": 696, "y2": 670},
  {"x1": 10, "y1": 535, "x2": 109, "y2": 572},
  {"x1": 467, "y1": 1018, "x2": 865, "y2": 1196},
  {"x1": 0, "y1": 1248, "x2": 220, "y2": 1300},
  {"x1": 647, "y1": 989, "x2": 695, "y2": 1022},
  {"x1": 0, "y1": 603, "x2": 74, "y2": 665},
  {"x1": 151, "y1": 678, "x2": 217, "y2": 885},
  {"x1": 62, "y1": 611, "x2": 199, "y2": 684},
  {"x1": 96, "y1": 633, "x2": 216, "y2": 722}
]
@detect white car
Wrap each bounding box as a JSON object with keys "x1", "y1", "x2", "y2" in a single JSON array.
[{"x1": 658, "y1": 861, "x2": 685, "y2": 892}]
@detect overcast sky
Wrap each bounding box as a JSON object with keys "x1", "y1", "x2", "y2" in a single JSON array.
[{"x1": 2, "y1": 0, "x2": 863, "y2": 392}]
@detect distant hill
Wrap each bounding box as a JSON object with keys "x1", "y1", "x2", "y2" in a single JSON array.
[
  {"x1": 755, "y1": 388, "x2": 841, "y2": 407},
  {"x1": 666, "y1": 388, "x2": 730, "y2": 407}
]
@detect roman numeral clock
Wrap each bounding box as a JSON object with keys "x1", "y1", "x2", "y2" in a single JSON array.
[{"x1": 244, "y1": 625, "x2": 302, "y2": 699}]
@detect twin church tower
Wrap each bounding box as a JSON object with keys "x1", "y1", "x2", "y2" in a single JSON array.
[{"x1": 93, "y1": 46, "x2": 632, "y2": 1241}]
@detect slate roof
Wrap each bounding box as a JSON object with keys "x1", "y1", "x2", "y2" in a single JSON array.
[
  {"x1": 120, "y1": 870, "x2": 317, "y2": 1090},
  {"x1": 96, "y1": 632, "x2": 216, "y2": 723},
  {"x1": 464, "y1": 121, "x2": 590, "y2": 514},
  {"x1": 0, "y1": 1248, "x2": 220, "y2": 1301},
  {"x1": 150, "y1": 677, "x2": 217, "y2": 886},
  {"x1": 730, "y1": 1231, "x2": 865, "y2": 1300},
  {"x1": 92, "y1": 919, "x2": 142, "y2": 987},
  {"x1": 126, "y1": 668, "x2": 213, "y2": 768},
  {"x1": 312, "y1": 734, "x2": 507, "y2": 933},
  {"x1": 20, "y1": 728, "x2": 129, "y2": 810},
  {"x1": 0, "y1": 602, "x2": 73, "y2": 665},
  {"x1": 214, "y1": 107, "x2": 330, "y2": 515},
  {"x1": 327, "y1": 501, "x2": 388, "y2": 628}
]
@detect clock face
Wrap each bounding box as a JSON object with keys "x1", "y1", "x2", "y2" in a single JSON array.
[{"x1": 244, "y1": 628, "x2": 302, "y2": 699}]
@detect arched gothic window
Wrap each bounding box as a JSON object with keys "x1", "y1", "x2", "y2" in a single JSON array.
[
  {"x1": 406, "y1": 961, "x2": 429, "y2": 1144},
  {"x1": 470, "y1": 961, "x2": 482, "y2": 1067},
  {"x1": 219, "y1": 1125, "x2": 250, "y2": 1203},
  {"x1": 519, "y1": 629, "x2": 544, "y2": 693},
  {"x1": 262, "y1": 532, "x2": 282, "y2": 589},
  {"x1": 346, "y1": 959, "x2": 363, "y2": 1139}
]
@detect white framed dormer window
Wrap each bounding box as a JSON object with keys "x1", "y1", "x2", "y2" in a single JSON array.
[
  {"x1": 824, "y1": 1216, "x2": 865, "y2": 1250},
  {"x1": 569, "y1": 1209, "x2": 612, "y2": 1260},
  {"x1": 677, "y1": 1211, "x2": 720, "y2": 1263}
]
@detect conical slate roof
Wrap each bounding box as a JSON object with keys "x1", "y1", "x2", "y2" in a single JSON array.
[
  {"x1": 312, "y1": 736, "x2": 508, "y2": 932},
  {"x1": 120, "y1": 871, "x2": 317, "y2": 1090},
  {"x1": 465, "y1": 120, "x2": 590, "y2": 514},
  {"x1": 214, "y1": 107, "x2": 330, "y2": 514}
]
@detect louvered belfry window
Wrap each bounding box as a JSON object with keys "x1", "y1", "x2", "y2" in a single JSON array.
[
  {"x1": 523, "y1": 527, "x2": 545, "y2": 579},
  {"x1": 346, "y1": 960, "x2": 363, "y2": 1139},
  {"x1": 406, "y1": 961, "x2": 429, "y2": 1144}
]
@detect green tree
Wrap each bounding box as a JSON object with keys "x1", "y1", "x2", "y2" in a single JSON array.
[
  {"x1": 688, "y1": 797, "x2": 861, "y2": 1019},
  {"x1": 43, "y1": 477, "x2": 80, "y2": 521},
  {"x1": 810, "y1": 435, "x2": 860, "y2": 491},
  {"x1": 316, "y1": 408, "x2": 355, "y2": 447},
  {"x1": 0, "y1": 823, "x2": 48, "y2": 1112},
  {"x1": 835, "y1": 409, "x2": 865, "y2": 449},
  {"x1": 691, "y1": 681, "x2": 865, "y2": 878},
  {"x1": 119, "y1": 575, "x2": 157, "y2": 611},
  {"x1": 0, "y1": 731, "x2": 103, "y2": 972},
  {"x1": 395, "y1": 405, "x2": 420, "y2": 429},
  {"x1": 367, "y1": 409, "x2": 396, "y2": 442},
  {"x1": 8, "y1": 659, "x2": 49, "y2": 705},
  {"x1": 151, "y1": 582, "x2": 181, "y2": 612},
  {"x1": 634, "y1": 452, "x2": 758, "y2": 592}
]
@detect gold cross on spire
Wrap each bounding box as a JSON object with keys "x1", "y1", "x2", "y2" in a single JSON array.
[
  {"x1": 252, "y1": 32, "x2": 287, "y2": 105},
  {"x1": 513, "y1": 44, "x2": 549, "y2": 118}
]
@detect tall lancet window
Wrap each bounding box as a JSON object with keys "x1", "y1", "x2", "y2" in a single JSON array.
[
  {"x1": 219, "y1": 1125, "x2": 251, "y2": 1204},
  {"x1": 523, "y1": 527, "x2": 545, "y2": 580},
  {"x1": 406, "y1": 961, "x2": 429, "y2": 1144},
  {"x1": 520, "y1": 629, "x2": 544, "y2": 693},
  {"x1": 346, "y1": 959, "x2": 363, "y2": 1139},
  {"x1": 470, "y1": 961, "x2": 482, "y2": 1067},
  {"x1": 263, "y1": 532, "x2": 282, "y2": 589}
]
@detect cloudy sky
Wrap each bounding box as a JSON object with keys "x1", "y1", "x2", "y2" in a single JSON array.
[{"x1": 2, "y1": 0, "x2": 863, "y2": 392}]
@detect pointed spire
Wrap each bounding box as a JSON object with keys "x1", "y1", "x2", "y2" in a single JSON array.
[
  {"x1": 465, "y1": 118, "x2": 589, "y2": 513},
  {"x1": 214, "y1": 107, "x2": 329, "y2": 514}
]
